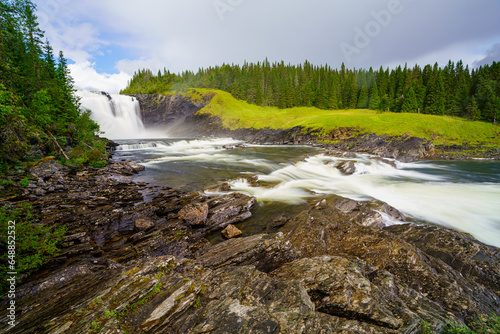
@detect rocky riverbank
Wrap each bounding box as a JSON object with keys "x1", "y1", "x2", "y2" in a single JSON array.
[{"x1": 1, "y1": 154, "x2": 499, "y2": 333}]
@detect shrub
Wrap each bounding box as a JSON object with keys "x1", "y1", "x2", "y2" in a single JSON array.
[
  {"x1": 0, "y1": 202, "x2": 66, "y2": 296},
  {"x1": 19, "y1": 177, "x2": 29, "y2": 188}
]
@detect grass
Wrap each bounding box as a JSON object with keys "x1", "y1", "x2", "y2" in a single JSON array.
[{"x1": 188, "y1": 88, "x2": 500, "y2": 148}]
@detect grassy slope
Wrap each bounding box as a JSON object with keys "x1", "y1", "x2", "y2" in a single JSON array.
[{"x1": 185, "y1": 88, "x2": 500, "y2": 148}]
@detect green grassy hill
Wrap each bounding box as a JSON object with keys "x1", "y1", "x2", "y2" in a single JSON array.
[{"x1": 185, "y1": 89, "x2": 500, "y2": 148}]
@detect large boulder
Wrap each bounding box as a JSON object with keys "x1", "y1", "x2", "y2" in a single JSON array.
[
  {"x1": 29, "y1": 157, "x2": 68, "y2": 180},
  {"x1": 271, "y1": 255, "x2": 461, "y2": 332},
  {"x1": 279, "y1": 196, "x2": 500, "y2": 323}
]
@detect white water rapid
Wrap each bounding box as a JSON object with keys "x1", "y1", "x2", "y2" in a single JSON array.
[
  {"x1": 114, "y1": 138, "x2": 500, "y2": 247},
  {"x1": 76, "y1": 90, "x2": 165, "y2": 139},
  {"x1": 229, "y1": 153, "x2": 500, "y2": 248}
]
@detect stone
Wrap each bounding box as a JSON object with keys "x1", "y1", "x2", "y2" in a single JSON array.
[
  {"x1": 29, "y1": 157, "x2": 67, "y2": 180},
  {"x1": 386, "y1": 223, "x2": 500, "y2": 297},
  {"x1": 221, "y1": 224, "x2": 242, "y2": 239},
  {"x1": 203, "y1": 182, "x2": 231, "y2": 193},
  {"x1": 272, "y1": 256, "x2": 413, "y2": 330},
  {"x1": 205, "y1": 193, "x2": 256, "y2": 231},
  {"x1": 196, "y1": 233, "x2": 298, "y2": 273},
  {"x1": 336, "y1": 160, "x2": 357, "y2": 175},
  {"x1": 134, "y1": 218, "x2": 155, "y2": 231},
  {"x1": 178, "y1": 202, "x2": 209, "y2": 226},
  {"x1": 279, "y1": 195, "x2": 500, "y2": 323}
]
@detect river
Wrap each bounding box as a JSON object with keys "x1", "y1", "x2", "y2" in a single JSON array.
[{"x1": 113, "y1": 137, "x2": 500, "y2": 248}]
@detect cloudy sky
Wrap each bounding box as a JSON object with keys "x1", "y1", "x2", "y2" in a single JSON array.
[{"x1": 33, "y1": 0, "x2": 500, "y2": 93}]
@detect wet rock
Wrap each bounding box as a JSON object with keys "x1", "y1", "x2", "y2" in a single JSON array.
[
  {"x1": 106, "y1": 174, "x2": 133, "y2": 184},
  {"x1": 370, "y1": 156, "x2": 398, "y2": 168},
  {"x1": 336, "y1": 134, "x2": 435, "y2": 162},
  {"x1": 243, "y1": 174, "x2": 259, "y2": 187},
  {"x1": 3, "y1": 143, "x2": 499, "y2": 333},
  {"x1": 196, "y1": 233, "x2": 298, "y2": 273},
  {"x1": 107, "y1": 161, "x2": 145, "y2": 175},
  {"x1": 132, "y1": 93, "x2": 208, "y2": 136},
  {"x1": 368, "y1": 200, "x2": 406, "y2": 222},
  {"x1": 221, "y1": 224, "x2": 243, "y2": 239},
  {"x1": 271, "y1": 215, "x2": 290, "y2": 228},
  {"x1": 271, "y1": 255, "x2": 459, "y2": 331},
  {"x1": 386, "y1": 224, "x2": 500, "y2": 298},
  {"x1": 336, "y1": 160, "x2": 357, "y2": 175},
  {"x1": 178, "y1": 202, "x2": 209, "y2": 226},
  {"x1": 203, "y1": 182, "x2": 231, "y2": 193},
  {"x1": 205, "y1": 193, "x2": 256, "y2": 231},
  {"x1": 134, "y1": 218, "x2": 155, "y2": 231},
  {"x1": 279, "y1": 196, "x2": 500, "y2": 323},
  {"x1": 324, "y1": 150, "x2": 358, "y2": 158}
]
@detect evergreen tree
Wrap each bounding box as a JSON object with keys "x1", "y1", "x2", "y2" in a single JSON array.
[
  {"x1": 369, "y1": 82, "x2": 380, "y2": 110},
  {"x1": 327, "y1": 83, "x2": 338, "y2": 109},
  {"x1": 356, "y1": 72, "x2": 368, "y2": 109},
  {"x1": 467, "y1": 97, "x2": 481, "y2": 121},
  {"x1": 401, "y1": 86, "x2": 418, "y2": 113},
  {"x1": 424, "y1": 65, "x2": 446, "y2": 115},
  {"x1": 0, "y1": 0, "x2": 102, "y2": 166}
]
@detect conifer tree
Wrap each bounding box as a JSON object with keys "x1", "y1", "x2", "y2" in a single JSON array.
[
  {"x1": 369, "y1": 82, "x2": 380, "y2": 110},
  {"x1": 401, "y1": 86, "x2": 418, "y2": 113},
  {"x1": 424, "y1": 65, "x2": 446, "y2": 115}
]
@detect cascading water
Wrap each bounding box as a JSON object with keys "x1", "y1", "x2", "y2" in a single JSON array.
[
  {"x1": 76, "y1": 90, "x2": 164, "y2": 139},
  {"x1": 113, "y1": 138, "x2": 500, "y2": 247}
]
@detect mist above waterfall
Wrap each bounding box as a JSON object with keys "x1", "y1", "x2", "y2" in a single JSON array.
[{"x1": 76, "y1": 90, "x2": 167, "y2": 139}]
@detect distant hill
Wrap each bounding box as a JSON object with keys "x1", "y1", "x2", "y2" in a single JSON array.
[{"x1": 122, "y1": 59, "x2": 500, "y2": 125}]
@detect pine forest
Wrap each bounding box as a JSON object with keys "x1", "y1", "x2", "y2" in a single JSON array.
[{"x1": 122, "y1": 59, "x2": 500, "y2": 124}]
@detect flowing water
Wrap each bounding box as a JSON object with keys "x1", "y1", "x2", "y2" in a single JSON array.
[
  {"x1": 76, "y1": 90, "x2": 167, "y2": 139},
  {"x1": 77, "y1": 90, "x2": 500, "y2": 247},
  {"x1": 113, "y1": 138, "x2": 500, "y2": 247}
]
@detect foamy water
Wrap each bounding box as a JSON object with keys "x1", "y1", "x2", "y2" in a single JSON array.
[{"x1": 114, "y1": 138, "x2": 500, "y2": 247}]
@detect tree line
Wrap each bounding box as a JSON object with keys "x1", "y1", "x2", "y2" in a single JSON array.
[
  {"x1": 122, "y1": 59, "x2": 500, "y2": 124},
  {"x1": 0, "y1": 0, "x2": 103, "y2": 168}
]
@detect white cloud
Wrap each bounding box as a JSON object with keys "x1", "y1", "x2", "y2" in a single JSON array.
[
  {"x1": 474, "y1": 43, "x2": 500, "y2": 68},
  {"x1": 34, "y1": 0, "x2": 500, "y2": 93},
  {"x1": 68, "y1": 61, "x2": 131, "y2": 93},
  {"x1": 116, "y1": 57, "x2": 168, "y2": 76}
]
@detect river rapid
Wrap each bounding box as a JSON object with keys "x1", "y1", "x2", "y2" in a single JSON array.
[{"x1": 113, "y1": 138, "x2": 500, "y2": 248}]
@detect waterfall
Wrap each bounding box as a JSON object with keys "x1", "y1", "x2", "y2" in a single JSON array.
[{"x1": 76, "y1": 90, "x2": 160, "y2": 139}]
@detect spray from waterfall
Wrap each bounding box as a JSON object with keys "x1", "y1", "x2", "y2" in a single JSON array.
[{"x1": 75, "y1": 90, "x2": 167, "y2": 139}]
